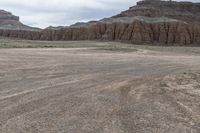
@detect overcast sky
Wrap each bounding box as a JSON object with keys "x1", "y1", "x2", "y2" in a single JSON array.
[{"x1": 0, "y1": 0, "x2": 199, "y2": 28}]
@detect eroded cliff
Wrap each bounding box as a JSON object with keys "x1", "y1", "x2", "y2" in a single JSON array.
[{"x1": 0, "y1": 0, "x2": 199, "y2": 45}]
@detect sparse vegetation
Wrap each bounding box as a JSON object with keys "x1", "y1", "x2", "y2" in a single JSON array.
[
  {"x1": 1, "y1": 37, "x2": 200, "y2": 54},
  {"x1": 133, "y1": 44, "x2": 200, "y2": 54},
  {"x1": 0, "y1": 38, "x2": 105, "y2": 48},
  {"x1": 97, "y1": 46, "x2": 138, "y2": 52}
]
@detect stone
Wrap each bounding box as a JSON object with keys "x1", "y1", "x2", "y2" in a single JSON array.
[{"x1": 0, "y1": 0, "x2": 199, "y2": 45}]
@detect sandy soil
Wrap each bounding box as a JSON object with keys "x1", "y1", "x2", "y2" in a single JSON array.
[{"x1": 0, "y1": 48, "x2": 200, "y2": 133}]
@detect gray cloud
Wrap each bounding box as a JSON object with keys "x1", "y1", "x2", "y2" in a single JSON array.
[{"x1": 0, "y1": 0, "x2": 198, "y2": 28}]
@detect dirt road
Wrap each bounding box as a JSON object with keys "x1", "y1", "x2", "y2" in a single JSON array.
[{"x1": 0, "y1": 48, "x2": 200, "y2": 133}]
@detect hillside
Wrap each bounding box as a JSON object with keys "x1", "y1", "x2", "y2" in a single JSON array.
[
  {"x1": 0, "y1": 10, "x2": 41, "y2": 31},
  {"x1": 113, "y1": 0, "x2": 200, "y2": 22},
  {"x1": 0, "y1": 0, "x2": 199, "y2": 45}
]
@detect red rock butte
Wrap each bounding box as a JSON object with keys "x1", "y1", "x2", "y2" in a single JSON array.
[{"x1": 0, "y1": 0, "x2": 199, "y2": 45}]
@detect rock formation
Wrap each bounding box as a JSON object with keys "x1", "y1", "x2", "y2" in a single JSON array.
[
  {"x1": 0, "y1": 0, "x2": 199, "y2": 45},
  {"x1": 114, "y1": 0, "x2": 200, "y2": 22},
  {"x1": 0, "y1": 10, "x2": 41, "y2": 31}
]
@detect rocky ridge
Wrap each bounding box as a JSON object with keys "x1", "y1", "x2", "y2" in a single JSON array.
[
  {"x1": 0, "y1": 0, "x2": 199, "y2": 45},
  {"x1": 0, "y1": 10, "x2": 41, "y2": 31},
  {"x1": 113, "y1": 0, "x2": 200, "y2": 22}
]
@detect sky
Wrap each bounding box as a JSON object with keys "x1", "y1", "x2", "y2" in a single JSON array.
[{"x1": 0, "y1": 0, "x2": 199, "y2": 28}]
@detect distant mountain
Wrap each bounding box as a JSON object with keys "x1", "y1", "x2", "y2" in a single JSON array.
[
  {"x1": 0, "y1": 10, "x2": 41, "y2": 31},
  {"x1": 0, "y1": 0, "x2": 199, "y2": 45},
  {"x1": 45, "y1": 26, "x2": 66, "y2": 30},
  {"x1": 112, "y1": 0, "x2": 200, "y2": 22},
  {"x1": 72, "y1": 0, "x2": 200, "y2": 28}
]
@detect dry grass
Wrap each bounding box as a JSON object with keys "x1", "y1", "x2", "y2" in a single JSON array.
[{"x1": 0, "y1": 37, "x2": 200, "y2": 54}]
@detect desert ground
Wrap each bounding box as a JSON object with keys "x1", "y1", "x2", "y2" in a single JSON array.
[{"x1": 0, "y1": 39, "x2": 200, "y2": 133}]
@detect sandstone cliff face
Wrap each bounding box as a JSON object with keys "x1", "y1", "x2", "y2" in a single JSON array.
[
  {"x1": 0, "y1": 0, "x2": 199, "y2": 45},
  {"x1": 1, "y1": 21, "x2": 199, "y2": 45}
]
